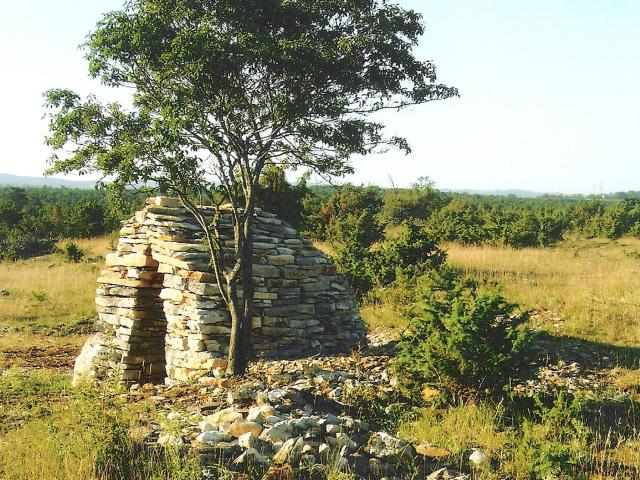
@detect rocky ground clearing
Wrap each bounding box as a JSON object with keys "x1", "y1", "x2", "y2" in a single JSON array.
[
  {"x1": 118, "y1": 331, "x2": 464, "y2": 479},
  {"x1": 95, "y1": 327, "x2": 635, "y2": 480}
]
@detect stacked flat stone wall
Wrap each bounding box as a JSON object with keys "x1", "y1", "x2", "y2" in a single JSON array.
[{"x1": 74, "y1": 197, "x2": 366, "y2": 384}]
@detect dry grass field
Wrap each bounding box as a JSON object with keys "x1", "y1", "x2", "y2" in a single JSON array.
[
  {"x1": 325, "y1": 235, "x2": 640, "y2": 348},
  {"x1": 447, "y1": 237, "x2": 640, "y2": 349},
  {"x1": 3, "y1": 235, "x2": 639, "y2": 374},
  {"x1": 0, "y1": 237, "x2": 111, "y2": 369},
  {"x1": 389, "y1": 237, "x2": 640, "y2": 478}
]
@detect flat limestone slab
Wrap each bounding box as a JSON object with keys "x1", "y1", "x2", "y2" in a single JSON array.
[
  {"x1": 106, "y1": 252, "x2": 159, "y2": 268},
  {"x1": 150, "y1": 196, "x2": 181, "y2": 208},
  {"x1": 97, "y1": 276, "x2": 163, "y2": 289}
]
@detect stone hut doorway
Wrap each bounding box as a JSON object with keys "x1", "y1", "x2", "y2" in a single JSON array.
[{"x1": 96, "y1": 240, "x2": 168, "y2": 385}]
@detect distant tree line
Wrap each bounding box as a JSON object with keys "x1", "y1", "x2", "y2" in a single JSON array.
[
  {"x1": 0, "y1": 186, "x2": 143, "y2": 260},
  {"x1": 297, "y1": 182, "x2": 640, "y2": 248},
  {"x1": 3, "y1": 177, "x2": 640, "y2": 261}
]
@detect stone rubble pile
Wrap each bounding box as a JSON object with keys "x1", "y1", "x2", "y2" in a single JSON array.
[
  {"x1": 74, "y1": 197, "x2": 366, "y2": 385},
  {"x1": 133, "y1": 350, "x2": 465, "y2": 479},
  {"x1": 512, "y1": 360, "x2": 613, "y2": 397}
]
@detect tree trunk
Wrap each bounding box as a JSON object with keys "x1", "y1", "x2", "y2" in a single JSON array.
[
  {"x1": 226, "y1": 199, "x2": 255, "y2": 376},
  {"x1": 239, "y1": 203, "x2": 254, "y2": 372},
  {"x1": 226, "y1": 276, "x2": 244, "y2": 375}
]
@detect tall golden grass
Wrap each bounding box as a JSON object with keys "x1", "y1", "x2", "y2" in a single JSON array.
[
  {"x1": 447, "y1": 237, "x2": 640, "y2": 347},
  {"x1": 0, "y1": 237, "x2": 111, "y2": 334}
]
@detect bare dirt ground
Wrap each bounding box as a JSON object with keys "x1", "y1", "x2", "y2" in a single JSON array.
[{"x1": 0, "y1": 341, "x2": 80, "y2": 371}]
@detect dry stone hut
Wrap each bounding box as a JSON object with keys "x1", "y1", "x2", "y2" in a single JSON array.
[{"x1": 75, "y1": 197, "x2": 366, "y2": 384}]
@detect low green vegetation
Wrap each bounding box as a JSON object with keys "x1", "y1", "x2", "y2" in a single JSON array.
[
  {"x1": 6, "y1": 180, "x2": 640, "y2": 262},
  {"x1": 58, "y1": 241, "x2": 85, "y2": 263},
  {"x1": 302, "y1": 181, "x2": 640, "y2": 248},
  {"x1": 0, "y1": 186, "x2": 143, "y2": 260},
  {"x1": 393, "y1": 267, "x2": 533, "y2": 396},
  {"x1": 334, "y1": 221, "x2": 446, "y2": 296},
  {"x1": 0, "y1": 368, "x2": 203, "y2": 480},
  {"x1": 394, "y1": 393, "x2": 640, "y2": 479}
]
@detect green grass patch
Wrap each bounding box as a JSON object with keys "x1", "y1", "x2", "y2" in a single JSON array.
[
  {"x1": 0, "y1": 367, "x2": 72, "y2": 433},
  {"x1": 0, "y1": 370, "x2": 204, "y2": 480}
]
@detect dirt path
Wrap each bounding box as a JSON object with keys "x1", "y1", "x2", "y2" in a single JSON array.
[{"x1": 1, "y1": 343, "x2": 80, "y2": 371}]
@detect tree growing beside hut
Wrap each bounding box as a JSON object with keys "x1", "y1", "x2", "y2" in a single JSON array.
[{"x1": 44, "y1": 0, "x2": 457, "y2": 375}]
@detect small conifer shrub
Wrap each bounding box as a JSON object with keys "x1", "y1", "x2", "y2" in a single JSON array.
[{"x1": 394, "y1": 268, "x2": 533, "y2": 395}]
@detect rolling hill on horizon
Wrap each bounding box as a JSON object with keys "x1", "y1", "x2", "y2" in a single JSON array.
[
  {"x1": 0, "y1": 173, "x2": 99, "y2": 189},
  {"x1": 0, "y1": 173, "x2": 630, "y2": 199}
]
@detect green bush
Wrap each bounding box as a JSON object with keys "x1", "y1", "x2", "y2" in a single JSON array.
[
  {"x1": 515, "y1": 393, "x2": 591, "y2": 480},
  {"x1": 256, "y1": 165, "x2": 311, "y2": 229},
  {"x1": 0, "y1": 186, "x2": 144, "y2": 261},
  {"x1": 334, "y1": 221, "x2": 446, "y2": 296},
  {"x1": 61, "y1": 241, "x2": 84, "y2": 263},
  {"x1": 394, "y1": 268, "x2": 533, "y2": 395},
  {"x1": 380, "y1": 177, "x2": 445, "y2": 224},
  {"x1": 0, "y1": 228, "x2": 57, "y2": 261},
  {"x1": 371, "y1": 221, "x2": 447, "y2": 285},
  {"x1": 600, "y1": 202, "x2": 630, "y2": 240},
  {"x1": 333, "y1": 239, "x2": 376, "y2": 295},
  {"x1": 503, "y1": 212, "x2": 542, "y2": 248},
  {"x1": 427, "y1": 198, "x2": 488, "y2": 245},
  {"x1": 315, "y1": 184, "x2": 384, "y2": 246},
  {"x1": 427, "y1": 198, "x2": 567, "y2": 248}
]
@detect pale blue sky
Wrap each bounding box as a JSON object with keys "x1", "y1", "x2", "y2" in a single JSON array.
[{"x1": 1, "y1": 1, "x2": 639, "y2": 193}]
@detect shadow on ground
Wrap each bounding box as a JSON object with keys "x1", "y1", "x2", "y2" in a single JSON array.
[{"x1": 533, "y1": 331, "x2": 640, "y2": 370}]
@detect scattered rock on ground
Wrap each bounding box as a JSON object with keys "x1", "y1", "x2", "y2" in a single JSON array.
[
  {"x1": 426, "y1": 467, "x2": 469, "y2": 480},
  {"x1": 129, "y1": 333, "x2": 461, "y2": 478}
]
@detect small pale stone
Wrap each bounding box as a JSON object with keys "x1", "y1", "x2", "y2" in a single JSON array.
[
  {"x1": 196, "y1": 430, "x2": 232, "y2": 445},
  {"x1": 233, "y1": 447, "x2": 272, "y2": 469},
  {"x1": 152, "y1": 196, "x2": 181, "y2": 208},
  {"x1": 261, "y1": 421, "x2": 293, "y2": 443},
  {"x1": 272, "y1": 437, "x2": 304, "y2": 465},
  {"x1": 415, "y1": 443, "x2": 451, "y2": 458},
  {"x1": 367, "y1": 432, "x2": 413, "y2": 459},
  {"x1": 247, "y1": 406, "x2": 265, "y2": 424},
  {"x1": 267, "y1": 389, "x2": 288, "y2": 403},
  {"x1": 239, "y1": 432, "x2": 273, "y2": 457},
  {"x1": 326, "y1": 424, "x2": 341, "y2": 434},
  {"x1": 206, "y1": 407, "x2": 243, "y2": 426},
  {"x1": 264, "y1": 415, "x2": 284, "y2": 425},
  {"x1": 302, "y1": 445, "x2": 317, "y2": 455},
  {"x1": 229, "y1": 420, "x2": 263, "y2": 438}
]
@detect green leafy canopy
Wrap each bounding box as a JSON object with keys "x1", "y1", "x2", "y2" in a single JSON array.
[{"x1": 43, "y1": 0, "x2": 458, "y2": 196}]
